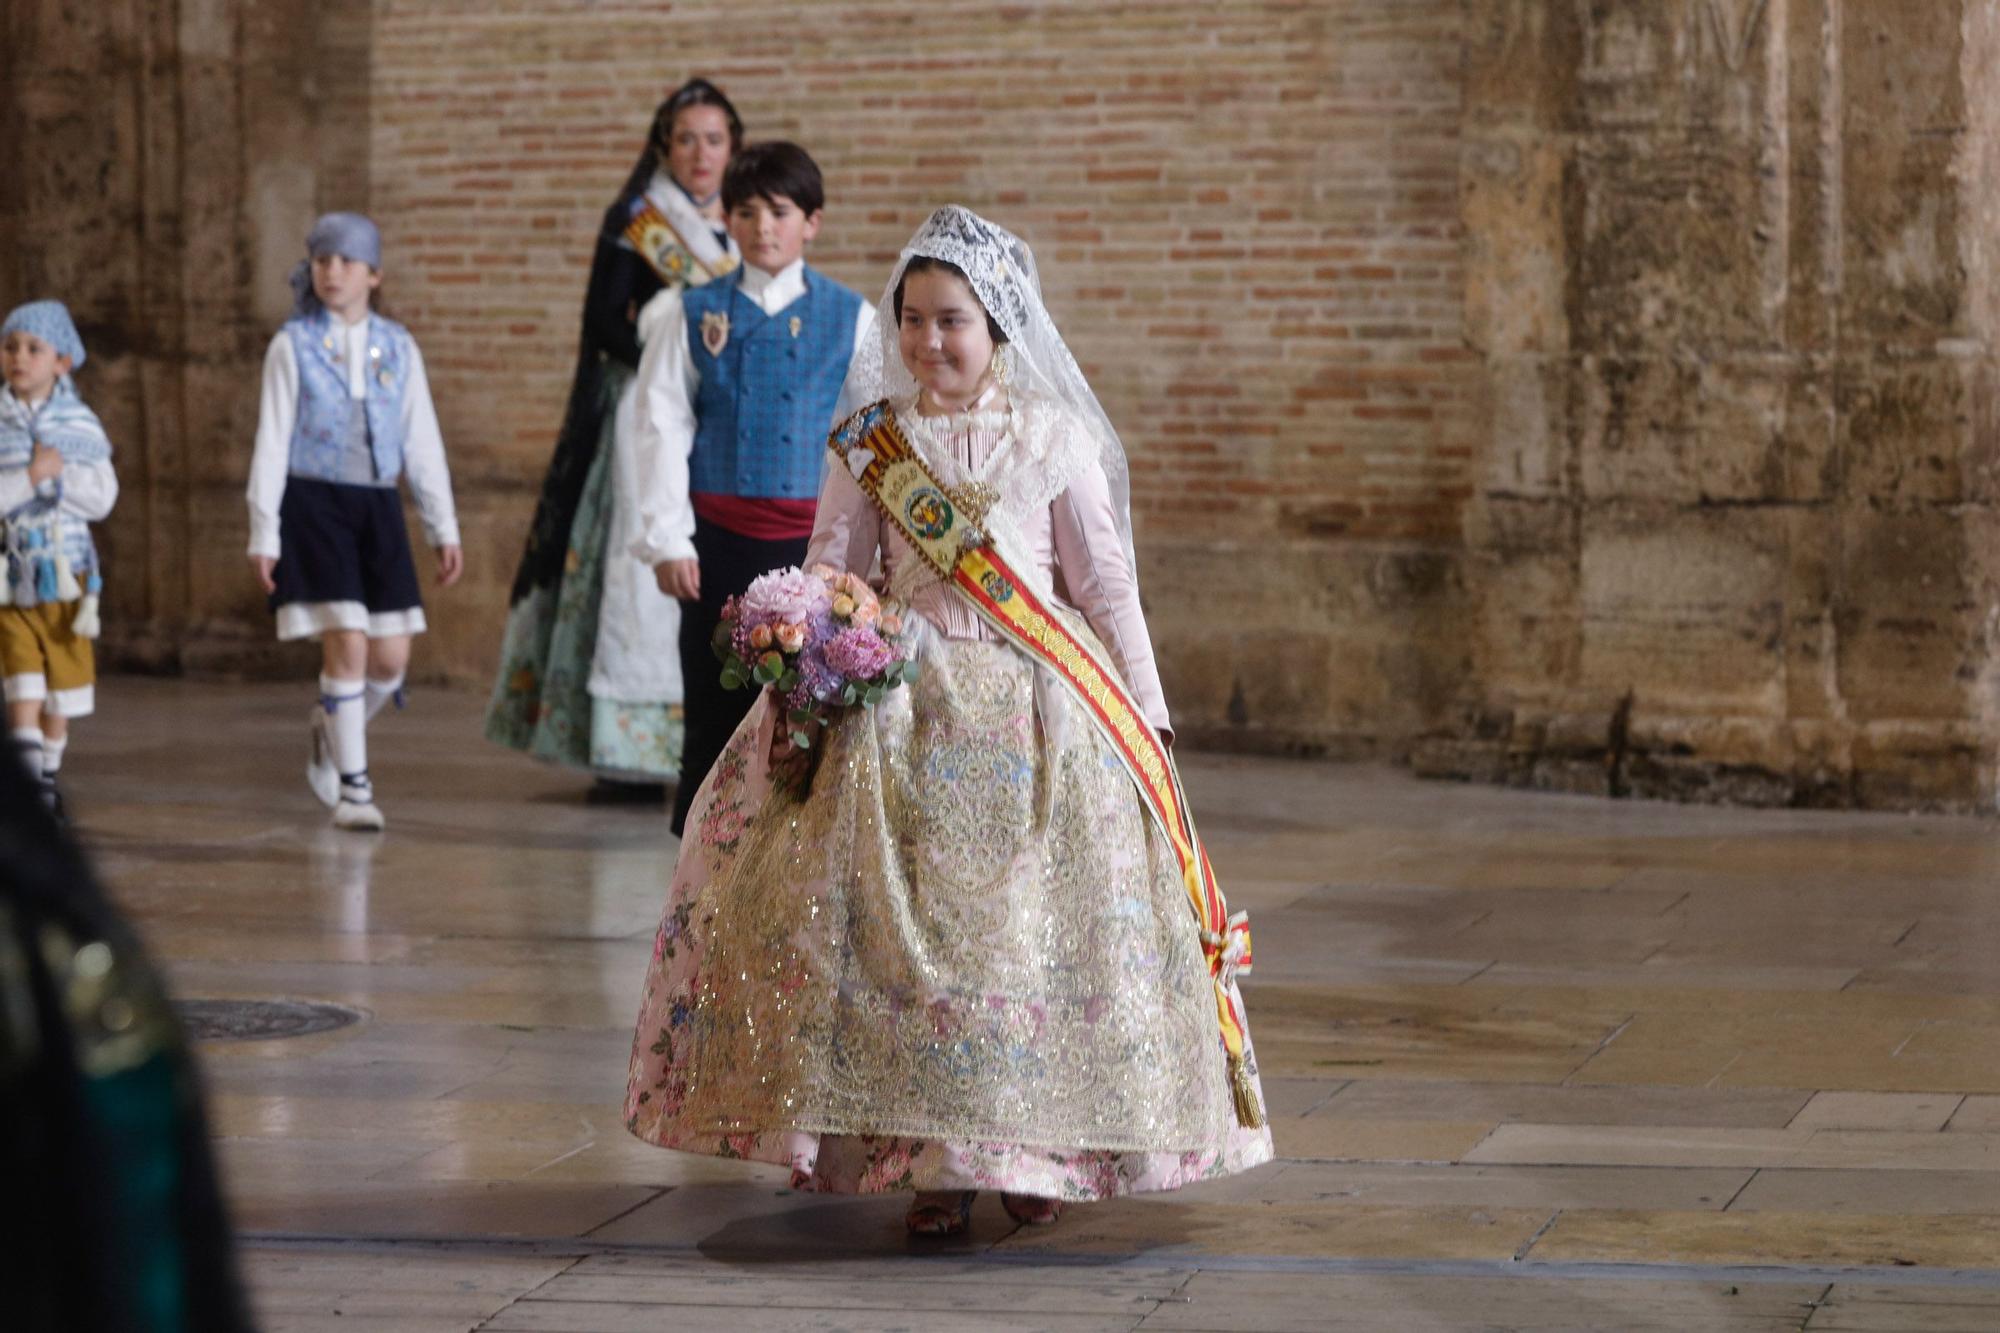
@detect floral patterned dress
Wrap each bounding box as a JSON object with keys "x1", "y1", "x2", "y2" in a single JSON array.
[{"x1": 623, "y1": 393, "x2": 1273, "y2": 1198}]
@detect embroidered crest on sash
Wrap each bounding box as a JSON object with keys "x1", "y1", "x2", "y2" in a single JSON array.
[
  {"x1": 700, "y1": 311, "x2": 731, "y2": 356},
  {"x1": 624, "y1": 197, "x2": 736, "y2": 287}
]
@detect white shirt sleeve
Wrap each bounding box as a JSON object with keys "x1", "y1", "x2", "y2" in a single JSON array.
[
  {"x1": 398, "y1": 341, "x2": 460, "y2": 549},
  {"x1": 246, "y1": 332, "x2": 298, "y2": 559},
  {"x1": 833, "y1": 302, "x2": 879, "y2": 421},
  {"x1": 629, "y1": 286, "x2": 701, "y2": 566},
  {"x1": 58, "y1": 458, "x2": 118, "y2": 523}
]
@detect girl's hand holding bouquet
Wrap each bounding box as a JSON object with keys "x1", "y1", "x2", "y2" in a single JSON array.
[{"x1": 714, "y1": 564, "x2": 918, "y2": 794}]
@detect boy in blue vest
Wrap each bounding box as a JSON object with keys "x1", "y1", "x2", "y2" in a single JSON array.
[
  {"x1": 629, "y1": 142, "x2": 873, "y2": 835},
  {"x1": 246, "y1": 213, "x2": 463, "y2": 831},
  {"x1": 2, "y1": 300, "x2": 117, "y2": 820}
]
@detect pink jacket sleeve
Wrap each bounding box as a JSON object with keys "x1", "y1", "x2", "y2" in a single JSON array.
[
  {"x1": 1050, "y1": 461, "x2": 1172, "y2": 733},
  {"x1": 804, "y1": 458, "x2": 882, "y2": 579}
]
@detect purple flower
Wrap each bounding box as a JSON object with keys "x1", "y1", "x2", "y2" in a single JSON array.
[
  {"x1": 823, "y1": 625, "x2": 898, "y2": 681},
  {"x1": 739, "y1": 568, "x2": 832, "y2": 626}
]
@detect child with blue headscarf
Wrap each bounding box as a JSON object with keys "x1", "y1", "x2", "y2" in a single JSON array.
[
  {"x1": 245, "y1": 212, "x2": 463, "y2": 832},
  {"x1": 0, "y1": 300, "x2": 117, "y2": 820}
]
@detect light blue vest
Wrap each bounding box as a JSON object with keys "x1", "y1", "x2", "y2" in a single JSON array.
[
  {"x1": 284, "y1": 311, "x2": 412, "y2": 483},
  {"x1": 684, "y1": 267, "x2": 862, "y2": 500}
]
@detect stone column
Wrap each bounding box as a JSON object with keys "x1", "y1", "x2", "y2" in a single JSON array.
[
  {"x1": 0, "y1": 0, "x2": 371, "y2": 677},
  {"x1": 1429, "y1": 0, "x2": 2000, "y2": 810}
]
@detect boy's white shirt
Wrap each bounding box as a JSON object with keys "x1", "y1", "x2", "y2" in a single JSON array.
[
  {"x1": 0, "y1": 386, "x2": 118, "y2": 522},
  {"x1": 628, "y1": 257, "x2": 876, "y2": 566},
  {"x1": 245, "y1": 313, "x2": 460, "y2": 560}
]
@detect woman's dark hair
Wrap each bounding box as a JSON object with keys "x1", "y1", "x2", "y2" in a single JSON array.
[
  {"x1": 893, "y1": 257, "x2": 1008, "y2": 344},
  {"x1": 722, "y1": 141, "x2": 826, "y2": 216},
  {"x1": 650, "y1": 77, "x2": 744, "y2": 159}
]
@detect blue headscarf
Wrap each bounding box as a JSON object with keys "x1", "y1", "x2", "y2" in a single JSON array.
[
  {"x1": 1, "y1": 300, "x2": 86, "y2": 370},
  {"x1": 289, "y1": 212, "x2": 383, "y2": 318}
]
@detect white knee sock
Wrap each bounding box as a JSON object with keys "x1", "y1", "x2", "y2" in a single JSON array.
[
  {"x1": 319, "y1": 674, "x2": 369, "y2": 796},
  {"x1": 40, "y1": 735, "x2": 65, "y2": 777},
  {"x1": 364, "y1": 673, "x2": 405, "y2": 724}
]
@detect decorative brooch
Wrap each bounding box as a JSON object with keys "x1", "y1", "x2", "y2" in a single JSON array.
[{"x1": 700, "y1": 311, "x2": 731, "y2": 356}]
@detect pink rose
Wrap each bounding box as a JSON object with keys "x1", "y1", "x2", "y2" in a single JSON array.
[{"x1": 741, "y1": 568, "x2": 832, "y2": 625}]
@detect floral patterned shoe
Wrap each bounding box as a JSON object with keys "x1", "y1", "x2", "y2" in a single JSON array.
[
  {"x1": 1001, "y1": 1193, "x2": 1064, "y2": 1226},
  {"x1": 906, "y1": 1190, "x2": 977, "y2": 1237}
]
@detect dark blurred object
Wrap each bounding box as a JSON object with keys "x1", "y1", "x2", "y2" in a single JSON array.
[{"x1": 0, "y1": 748, "x2": 256, "y2": 1332}]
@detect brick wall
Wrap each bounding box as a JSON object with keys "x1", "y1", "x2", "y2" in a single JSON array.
[{"x1": 370, "y1": 0, "x2": 1475, "y2": 752}]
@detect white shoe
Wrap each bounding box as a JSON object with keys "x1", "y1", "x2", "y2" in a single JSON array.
[
  {"x1": 332, "y1": 798, "x2": 385, "y2": 832},
  {"x1": 307, "y1": 708, "x2": 339, "y2": 808}
]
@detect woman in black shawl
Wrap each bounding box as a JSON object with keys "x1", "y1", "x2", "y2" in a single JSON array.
[
  {"x1": 487, "y1": 79, "x2": 743, "y2": 797},
  {"x1": 0, "y1": 749, "x2": 253, "y2": 1332}
]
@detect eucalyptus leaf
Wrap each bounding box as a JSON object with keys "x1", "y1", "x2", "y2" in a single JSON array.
[{"x1": 790, "y1": 729, "x2": 813, "y2": 751}]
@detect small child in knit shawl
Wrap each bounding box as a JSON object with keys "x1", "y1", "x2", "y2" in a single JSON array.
[{"x1": 0, "y1": 300, "x2": 118, "y2": 819}]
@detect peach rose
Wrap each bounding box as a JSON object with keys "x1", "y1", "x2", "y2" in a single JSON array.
[
  {"x1": 748, "y1": 623, "x2": 774, "y2": 650},
  {"x1": 879, "y1": 613, "x2": 903, "y2": 636},
  {"x1": 831, "y1": 593, "x2": 857, "y2": 620},
  {"x1": 775, "y1": 622, "x2": 807, "y2": 653}
]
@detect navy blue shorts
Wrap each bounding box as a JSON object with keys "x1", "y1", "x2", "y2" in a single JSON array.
[{"x1": 270, "y1": 476, "x2": 423, "y2": 614}]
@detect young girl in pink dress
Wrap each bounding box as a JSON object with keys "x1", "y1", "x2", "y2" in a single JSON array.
[{"x1": 624, "y1": 206, "x2": 1270, "y2": 1236}]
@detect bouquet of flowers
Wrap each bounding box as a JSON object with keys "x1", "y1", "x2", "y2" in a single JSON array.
[{"x1": 715, "y1": 564, "x2": 919, "y2": 791}]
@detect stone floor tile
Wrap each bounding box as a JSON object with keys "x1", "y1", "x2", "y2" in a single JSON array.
[
  {"x1": 1807, "y1": 1284, "x2": 2000, "y2": 1331},
  {"x1": 244, "y1": 1246, "x2": 574, "y2": 1327},
  {"x1": 527, "y1": 1268, "x2": 1172, "y2": 1316},
  {"x1": 1316, "y1": 1078, "x2": 1812, "y2": 1128},
  {"x1": 1465, "y1": 1123, "x2": 1804, "y2": 1169},
  {"x1": 1246, "y1": 1161, "x2": 1752, "y2": 1210},
  {"x1": 487, "y1": 1305, "x2": 1144, "y2": 1332},
  {"x1": 1270, "y1": 1117, "x2": 1494, "y2": 1162},
  {"x1": 1143, "y1": 1273, "x2": 1822, "y2": 1332},
  {"x1": 1530, "y1": 1209, "x2": 2000, "y2": 1268},
  {"x1": 1729, "y1": 1167, "x2": 2000, "y2": 1214},
  {"x1": 1950, "y1": 1097, "x2": 2000, "y2": 1132},
  {"x1": 991, "y1": 1199, "x2": 1547, "y2": 1261},
  {"x1": 232, "y1": 1179, "x2": 661, "y2": 1239},
  {"x1": 1790, "y1": 1092, "x2": 1966, "y2": 1133}
]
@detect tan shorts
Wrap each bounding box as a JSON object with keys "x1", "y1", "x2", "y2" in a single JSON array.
[{"x1": 0, "y1": 601, "x2": 96, "y2": 717}]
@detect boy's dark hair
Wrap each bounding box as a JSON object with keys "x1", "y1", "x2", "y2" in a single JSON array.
[
  {"x1": 722, "y1": 142, "x2": 825, "y2": 216},
  {"x1": 893, "y1": 257, "x2": 1009, "y2": 345},
  {"x1": 650, "y1": 77, "x2": 744, "y2": 158}
]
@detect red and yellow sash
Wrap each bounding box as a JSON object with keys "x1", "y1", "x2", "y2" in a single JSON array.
[
  {"x1": 624, "y1": 199, "x2": 736, "y2": 287},
  {"x1": 831, "y1": 401, "x2": 1264, "y2": 1128}
]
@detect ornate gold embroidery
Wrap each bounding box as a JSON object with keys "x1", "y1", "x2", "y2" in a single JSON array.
[{"x1": 644, "y1": 641, "x2": 1234, "y2": 1152}]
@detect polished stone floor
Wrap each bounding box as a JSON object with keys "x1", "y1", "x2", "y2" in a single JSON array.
[{"x1": 70, "y1": 678, "x2": 2000, "y2": 1330}]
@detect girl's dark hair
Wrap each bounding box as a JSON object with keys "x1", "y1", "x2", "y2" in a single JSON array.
[
  {"x1": 893, "y1": 257, "x2": 1008, "y2": 344},
  {"x1": 650, "y1": 77, "x2": 745, "y2": 158},
  {"x1": 722, "y1": 141, "x2": 826, "y2": 216}
]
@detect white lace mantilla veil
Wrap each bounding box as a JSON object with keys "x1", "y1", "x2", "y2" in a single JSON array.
[{"x1": 844, "y1": 204, "x2": 1141, "y2": 576}]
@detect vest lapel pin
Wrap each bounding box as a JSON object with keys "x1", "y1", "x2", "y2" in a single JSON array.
[
  {"x1": 789, "y1": 316, "x2": 802, "y2": 338},
  {"x1": 701, "y1": 310, "x2": 730, "y2": 356}
]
